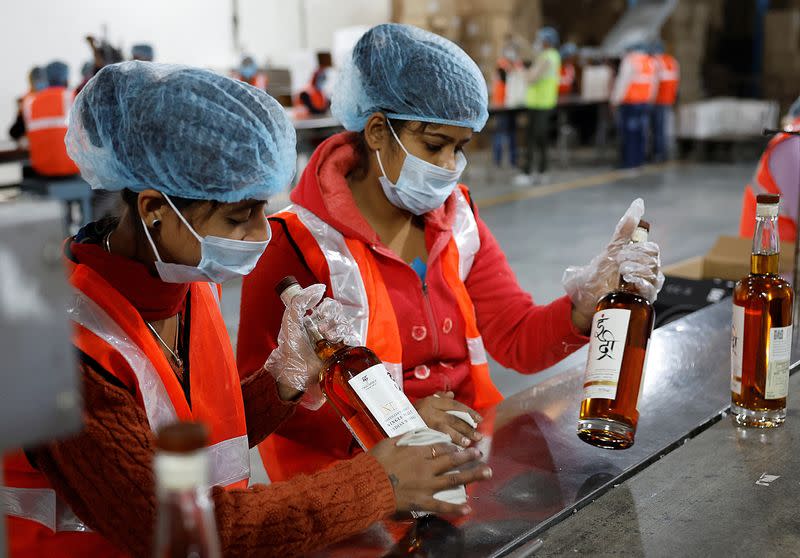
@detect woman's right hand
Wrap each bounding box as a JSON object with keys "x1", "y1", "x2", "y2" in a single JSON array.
[{"x1": 368, "y1": 438, "x2": 492, "y2": 516}]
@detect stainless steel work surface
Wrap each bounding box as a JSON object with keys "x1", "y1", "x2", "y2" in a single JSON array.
[
  {"x1": 538, "y1": 372, "x2": 800, "y2": 557},
  {"x1": 312, "y1": 302, "x2": 736, "y2": 557}
]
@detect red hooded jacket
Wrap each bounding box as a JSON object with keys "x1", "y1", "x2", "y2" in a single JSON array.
[{"x1": 237, "y1": 132, "x2": 588, "y2": 480}]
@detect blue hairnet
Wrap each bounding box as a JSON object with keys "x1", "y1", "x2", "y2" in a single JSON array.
[
  {"x1": 45, "y1": 61, "x2": 69, "y2": 86},
  {"x1": 29, "y1": 67, "x2": 46, "y2": 91},
  {"x1": 537, "y1": 27, "x2": 560, "y2": 47},
  {"x1": 649, "y1": 40, "x2": 665, "y2": 55},
  {"x1": 560, "y1": 42, "x2": 578, "y2": 59},
  {"x1": 131, "y1": 44, "x2": 154, "y2": 61},
  {"x1": 240, "y1": 56, "x2": 258, "y2": 80},
  {"x1": 65, "y1": 61, "x2": 296, "y2": 203},
  {"x1": 788, "y1": 97, "x2": 800, "y2": 120},
  {"x1": 331, "y1": 23, "x2": 488, "y2": 132}
]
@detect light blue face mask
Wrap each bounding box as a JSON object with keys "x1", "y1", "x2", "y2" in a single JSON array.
[
  {"x1": 142, "y1": 194, "x2": 270, "y2": 284},
  {"x1": 375, "y1": 121, "x2": 467, "y2": 216}
]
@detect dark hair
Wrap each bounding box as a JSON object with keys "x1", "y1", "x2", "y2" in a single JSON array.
[
  {"x1": 351, "y1": 118, "x2": 432, "y2": 181},
  {"x1": 119, "y1": 188, "x2": 220, "y2": 221}
]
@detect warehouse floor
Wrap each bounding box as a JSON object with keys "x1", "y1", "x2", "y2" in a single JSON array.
[{"x1": 221, "y1": 155, "x2": 755, "y2": 483}]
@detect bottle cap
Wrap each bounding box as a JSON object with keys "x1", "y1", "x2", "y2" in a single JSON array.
[
  {"x1": 275, "y1": 276, "x2": 300, "y2": 297},
  {"x1": 156, "y1": 422, "x2": 208, "y2": 454},
  {"x1": 631, "y1": 219, "x2": 650, "y2": 243},
  {"x1": 637, "y1": 219, "x2": 650, "y2": 232},
  {"x1": 756, "y1": 194, "x2": 780, "y2": 205}
]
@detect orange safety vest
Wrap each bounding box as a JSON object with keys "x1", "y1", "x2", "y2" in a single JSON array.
[
  {"x1": 559, "y1": 63, "x2": 576, "y2": 95},
  {"x1": 2, "y1": 259, "x2": 249, "y2": 557},
  {"x1": 654, "y1": 54, "x2": 679, "y2": 105},
  {"x1": 259, "y1": 185, "x2": 504, "y2": 480},
  {"x1": 621, "y1": 53, "x2": 656, "y2": 105},
  {"x1": 740, "y1": 131, "x2": 799, "y2": 241},
  {"x1": 22, "y1": 87, "x2": 79, "y2": 177}
]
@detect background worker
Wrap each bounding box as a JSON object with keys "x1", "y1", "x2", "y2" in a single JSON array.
[
  {"x1": 611, "y1": 43, "x2": 657, "y2": 169},
  {"x1": 21, "y1": 61, "x2": 80, "y2": 177},
  {"x1": 559, "y1": 42, "x2": 578, "y2": 97},
  {"x1": 2, "y1": 61, "x2": 489, "y2": 558},
  {"x1": 515, "y1": 26, "x2": 561, "y2": 186},
  {"x1": 739, "y1": 96, "x2": 800, "y2": 241},
  {"x1": 7, "y1": 66, "x2": 46, "y2": 142},
  {"x1": 650, "y1": 40, "x2": 679, "y2": 162},
  {"x1": 237, "y1": 23, "x2": 664, "y2": 483}
]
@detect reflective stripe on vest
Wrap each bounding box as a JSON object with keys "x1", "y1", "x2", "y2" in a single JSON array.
[
  {"x1": 1, "y1": 487, "x2": 91, "y2": 533},
  {"x1": 285, "y1": 204, "x2": 405, "y2": 386},
  {"x1": 23, "y1": 89, "x2": 73, "y2": 132}
]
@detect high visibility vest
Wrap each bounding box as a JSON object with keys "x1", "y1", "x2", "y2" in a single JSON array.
[
  {"x1": 525, "y1": 49, "x2": 561, "y2": 110},
  {"x1": 559, "y1": 63, "x2": 576, "y2": 96},
  {"x1": 22, "y1": 87, "x2": 79, "y2": 177},
  {"x1": 260, "y1": 185, "x2": 504, "y2": 480},
  {"x1": 654, "y1": 54, "x2": 679, "y2": 105},
  {"x1": 2, "y1": 258, "x2": 249, "y2": 557},
  {"x1": 739, "y1": 131, "x2": 799, "y2": 241},
  {"x1": 621, "y1": 53, "x2": 656, "y2": 105}
]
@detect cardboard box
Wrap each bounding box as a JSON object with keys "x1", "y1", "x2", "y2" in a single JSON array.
[{"x1": 664, "y1": 236, "x2": 797, "y2": 281}]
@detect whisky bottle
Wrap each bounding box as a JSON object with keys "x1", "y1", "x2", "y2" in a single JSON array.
[
  {"x1": 153, "y1": 422, "x2": 221, "y2": 558},
  {"x1": 731, "y1": 193, "x2": 793, "y2": 428},
  {"x1": 577, "y1": 220, "x2": 655, "y2": 449},
  {"x1": 277, "y1": 276, "x2": 427, "y2": 449}
]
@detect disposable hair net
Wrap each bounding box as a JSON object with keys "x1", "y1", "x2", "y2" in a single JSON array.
[
  {"x1": 46, "y1": 61, "x2": 69, "y2": 86},
  {"x1": 537, "y1": 27, "x2": 560, "y2": 47},
  {"x1": 560, "y1": 42, "x2": 578, "y2": 59},
  {"x1": 332, "y1": 23, "x2": 489, "y2": 132},
  {"x1": 788, "y1": 96, "x2": 800, "y2": 120},
  {"x1": 131, "y1": 44, "x2": 154, "y2": 61},
  {"x1": 66, "y1": 61, "x2": 296, "y2": 203}
]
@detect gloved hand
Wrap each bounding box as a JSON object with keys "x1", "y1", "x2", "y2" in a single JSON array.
[
  {"x1": 265, "y1": 283, "x2": 358, "y2": 409},
  {"x1": 562, "y1": 198, "x2": 664, "y2": 327}
]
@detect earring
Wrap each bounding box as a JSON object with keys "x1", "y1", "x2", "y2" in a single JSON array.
[{"x1": 151, "y1": 219, "x2": 161, "y2": 228}]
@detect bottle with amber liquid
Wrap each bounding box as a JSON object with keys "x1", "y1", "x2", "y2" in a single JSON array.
[
  {"x1": 577, "y1": 220, "x2": 655, "y2": 450},
  {"x1": 153, "y1": 422, "x2": 221, "y2": 558},
  {"x1": 731, "y1": 194, "x2": 793, "y2": 428},
  {"x1": 277, "y1": 276, "x2": 427, "y2": 450}
]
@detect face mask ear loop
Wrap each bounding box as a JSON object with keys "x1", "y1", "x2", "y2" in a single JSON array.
[
  {"x1": 141, "y1": 218, "x2": 164, "y2": 263},
  {"x1": 386, "y1": 119, "x2": 410, "y2": 155},
  {"x1": 162, "y1": 193, "x2": 204, "y2": 243},
  {"x1": 375, "y1": 149, "x2": 390, "y2": 180}
]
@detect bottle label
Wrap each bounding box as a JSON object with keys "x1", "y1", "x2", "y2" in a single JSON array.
[
  {"x1": 765, "y1": 325, "x2": 792, "y2": 400},
  {"x1": 348, "y1": 364, "x2": 427, "y2": 436},
  {"x1": 730, "y1": 304, "x2": 745, "y2": 395},
  {"x1": 583, "y1": 309, "x2": 631, "y2": 400}
]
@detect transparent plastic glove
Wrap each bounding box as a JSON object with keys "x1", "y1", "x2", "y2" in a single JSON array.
[
  {"x1": 265, "y1": 284, "x2": 358, "y2": 410},
  {"x1": 562, "y1": 199, "x2": 663, "y2": 323}
]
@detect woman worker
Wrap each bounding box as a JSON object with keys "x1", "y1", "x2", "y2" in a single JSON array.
[
  {"x1": 1, "y1": 62, "x2": 490, "y2": 558},
  {"x1": 237, "y1": 24, "x2": 664, "y2": 482}
]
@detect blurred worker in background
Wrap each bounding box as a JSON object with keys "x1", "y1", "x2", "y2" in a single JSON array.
[
  {"x1": 295, "y1": 59, "x2": 332, "y2": 117},
  {"x1": 491, "y1": 49, "x2": 518, "y2": 168},
  {"x1": 515, "y1": 26, "x2": 561, "y2": 186},
  {"x1": 75, "y1": 61, "x2": 95, "y2": 94},
  {"x1": 7, "y1": 66, "x2": 46, "y2": 141},
  {"x1": 2, "y1": 61, "x2": 488, "y2": 558},
  {"x1": 649, "y1": 40, "x2": 679, "y2": 162},
  {"x1": 21, "y1": 61, "x2": 79, "y2": 177},
  {"x1": 739, "y1": 97, "x2": 800, "y2": 241},
  {"x1": 234, "y1": 55, "x2": 268, "y2": 89},
  {"x1": 611, "y1": 43, "x2": 656, "y2": 169},
  {"x1": 559, "y1": 42, "x2": 578, "y2": 97},
  {"x1": 238, "y1": 23, "x2": 663, "y2": 482},
  {"x1": 131, "y1": 43, "x2": 154, "y2": 61}
]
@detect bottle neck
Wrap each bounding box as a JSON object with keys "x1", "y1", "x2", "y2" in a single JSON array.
[
  {"x1": 751, "y1": 213, "x2": 780, "y2": 275},
  {"x1": 618, "y1": 226, "x2": 648, "y2": 292},
  {"x1": 302, "y1": 316, "x2": 347, "y2": 362}
]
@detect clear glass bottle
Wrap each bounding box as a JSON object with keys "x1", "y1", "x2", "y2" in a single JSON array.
[
  {"x1": 277, "y1": 276, "x2": 427, "y2": 449},
  {"x1": 731, "y1": 193, "x2": 794, "y2": 428},
  {"x1": 577, "y1": 220, "x2": 655, "y2": 449},
  {"x1": 153, "y1": 422, "x2": 221, "y2": 558}
]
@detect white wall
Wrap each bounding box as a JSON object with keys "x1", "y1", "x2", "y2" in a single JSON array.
[{"x1": 0, "y1": 0, "x2": 390, "y2": 136}]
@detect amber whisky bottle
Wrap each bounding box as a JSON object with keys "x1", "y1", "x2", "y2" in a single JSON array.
[
  {"x1": 731, "y1": 194, "x2": 793, "y2": 428},
  {"x1": 277, "y1": 276, "x2": 427, "y2": 449},
  {"x1": 577, "y1": 220, "x2": 655, "y2": 449}
]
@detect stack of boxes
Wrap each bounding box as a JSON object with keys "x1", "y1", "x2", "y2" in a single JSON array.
[
  {"x1": 763, "y1": 9, "x2": 800, "y2": 112},
  {"x1": 392, "y1": 0, "x2": 542, "y2": 80},
  {"x1": 662, "y1": 1, "x2": 713, "y2": 103}
]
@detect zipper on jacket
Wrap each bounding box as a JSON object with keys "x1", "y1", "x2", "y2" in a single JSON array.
[{"x1": 420, "y1": 277, "x2": 440, "y2": 357}]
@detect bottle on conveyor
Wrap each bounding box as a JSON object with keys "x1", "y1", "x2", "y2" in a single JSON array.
[
  {"x1": 731, "y1": 193, "x2": 794, "y2": 428},
  {"x1": 577, "y1": 220, "x2": 655, "y2": 449}
]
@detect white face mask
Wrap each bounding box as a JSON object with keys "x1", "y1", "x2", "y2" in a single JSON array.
[
  {"x1": 142, "y1": 194, "x2": 270, "y2": 284},
  {"x1": 375, "y1": 121, "x2": 467, "y2": 216}
]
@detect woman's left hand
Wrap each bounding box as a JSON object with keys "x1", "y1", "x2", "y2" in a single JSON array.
[{"x1": 414, "y1": 392, "x2": 483, "y2": 447}]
